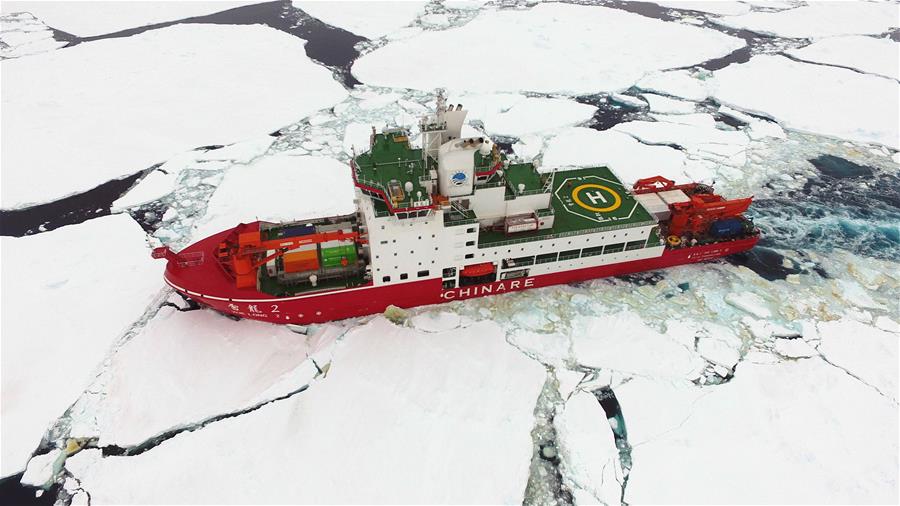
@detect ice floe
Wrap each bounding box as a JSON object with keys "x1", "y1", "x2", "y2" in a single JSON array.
[
  {"x1": 555, "y1": 391, "x2": 623, "y2": 504},
  {"x1": 1, "y1": 23, "x2": 347, "y2": 209},
  {"x1": 462, "y1": 96, "x2": 597, "y2": 138},
  {"x1": 787, "y1": 35, "x2": 900, "y2": 81},
  {"x1": 636, "y1": 69, "x2": 713, "y2": 101},
  {"x1": 640, "y1": 94, "x2": 697, "y2": 114},
  {"x1": 293, "y1": 0, "x2": 427, "y2": 39},
  {"x1": 647, "y1": 1, "x2": 752, "y2": 17},
  {"x1": 190, "y1": 154, "x2": 355, "y2": 241},
  {"x1": 714, "y1": 1, "x2": 899, "y2": 38},
  {"x1": 82, "y1": 307, "x2": 321, "y2": 448},
  {"x1": 542, "y1": 127, "x2": 691, "y2": 186},
  {"x1": 612, "y1": 116, "x2": 750, "y2": 166},
  {"x1": 352, "y1": 3, "x2": 744, "y2": 94},
  {"x1": 712, "y1": 55, "x2": 900, "y2": 149},
  {"x1": 817, "y1": 319, "x2": 898, "y2": 402},
  {"x1": 66, "y1": 318, "x2": 545, "y2": 503},
  {"x1": 625, "y1": 359, "x2": 898, "y2": 503},
  {"x1": 0, "y1": 11, "x2": 66, "y2": 58},
  {"x1": 0, "y1": 214, "x2": 162, "y2": 477},
  {"x1": 0, "y1": 1, "x2": 256, "y2": 37}
]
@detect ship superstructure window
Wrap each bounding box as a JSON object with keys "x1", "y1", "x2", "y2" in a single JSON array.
[
  {"x1": 536, "y1": 252, "x2": 558, "y2": 264},
  {"x1": 559, "y1": 249, "x2": 580, "y2": 261},
  {"x1": 442, "y1": 267, "x2": 457, "y2": 278},
  {"x1": 625, "y1": 240, "x2": 645, "y2": 251},
  {"x1": 502, "y1": 255, "x2": 534, "y2": 268},
  {"x1": 417, "y1": 270, "x2": 429, "y2": 277},
  {"x1": 582, "y1": 246, "x2": 603, "y2": 257},
  {"x1": 604, "y1": 243, "x2": 625, "y2": 254},
  {"x1": 382, "y1": 276, "x2": 391, "y2": 282},
  {"x1": 400, "y1": 273, "x2": 409, "y2": 280},
  {"x1": 465, "y1": 253, "x2": 474, "y2": 259},
  {"x1": 465, "y1": 240, "x2": 475, "y2": 246},
  {"x1": 467, "y1": 227, "x2": 476, "y2": 233},
  {"x1": 443, "y1": 279, "x2": 456, "y2": 289}
]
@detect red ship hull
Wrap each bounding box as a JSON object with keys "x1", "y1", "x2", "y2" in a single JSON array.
[{"x1": 164, "y1": 227, "x2": 759, "y2": 325}]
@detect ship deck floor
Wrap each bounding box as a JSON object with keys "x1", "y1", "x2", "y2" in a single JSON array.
[{"x1": 479, "y1": 166, "x2": 655, "y2": 247}]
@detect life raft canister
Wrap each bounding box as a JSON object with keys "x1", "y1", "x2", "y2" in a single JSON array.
[{"x1": 667, "y1": 235, "x2": 682, "y2": 247}]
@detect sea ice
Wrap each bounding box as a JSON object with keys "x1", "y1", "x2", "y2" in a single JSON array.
[
  {"x1": 625, "y1": 360, "x2": 898, "y2": 503},
  {"x1": 0, "y1": 1, "x2": 255, "y2": 37},
  {"x1": 86, "y1": 307, "x2": 320, "y2": 447},
  {"x1": 190, "y1": 155, "x2": 356, "y2": 241},
  {"x1": 787, "y1": 36, "x2": 900, "y2": 81},
  {"x1": 571, "y1": 312, "x2": 706, "y2": 380},
  {"x1": 1, "y1": 23, "x2": 347, "y2": 209},
  {"x1": 66, "y1": 318, "x2": 546, "y2": 504},
  {"x1": 817, "y1": 319, "x2": 898, "y2": 402},
  {"x1": 712, "y1": 55, "x2": 900, "y2": 149},
  {"x1": 464, "y1": 96, "x2": 597, "y2": 138},
  {"x1": 636, "y1": 70, "x2": 713, "y2": 101},
  {"x1": 642, "y1": 94, "x2": 697, "y2": 114},
  {"x1": 111, "y1": 170, "x2": 175, "y2": 211},
  {"x1": 555, "y1": 392, "x2": 623, "y2": 504},
  {"x1": 20, "y1": 449, "x2": 62, "y2": 488},
  {"x1": 542, "y1": 127, "x2": 691, "y2": 186},
  {"x1": 612, "y1": 117, "x2": 750, "y2": 166},
  {"x1": 352, "y1": 3, "x2": 744, "y2": 94},
  {"x1": 0, "y1": 214, "x2": 163, "y2": 477},
  {"x1": 293, "y1": 0, "x2": 427, "y2": 39},
  {"x1": 0, "y1": 12, "x2": 66, "y2": 58},
  {"x1": 714, "y1": 2, "x2": 899, "y2": 39},
  {"x1": 723, "y1": 291, "x2": 773, "y2": 318},
  {"x1": 647, "y1": 1, "x2": 751, "y2": 16}
]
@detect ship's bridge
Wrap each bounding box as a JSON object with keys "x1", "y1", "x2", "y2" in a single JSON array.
[{"x1": 351, "y1": 129, "x2": 433, "y2": 217}]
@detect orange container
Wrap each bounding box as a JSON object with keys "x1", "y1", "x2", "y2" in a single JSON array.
[{"x1": 283, "y1": 250, "x2": 319, "y2": 273}]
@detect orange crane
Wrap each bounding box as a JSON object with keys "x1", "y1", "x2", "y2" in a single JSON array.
[{"x1": 632, "y1": 176, "x2": 752, "y2": 237}]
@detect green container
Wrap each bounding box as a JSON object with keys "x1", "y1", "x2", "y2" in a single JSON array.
[{"x1": 320, "y1": 245, "x2": 357, "y2": 268}]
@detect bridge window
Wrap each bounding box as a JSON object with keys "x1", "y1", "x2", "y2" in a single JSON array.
[
  {"x1": 604, "y1": 243, "x2": 625, "y2": 254},
  {"x1": 625, "y1": 240, "x2": 645, "y2": 251}
]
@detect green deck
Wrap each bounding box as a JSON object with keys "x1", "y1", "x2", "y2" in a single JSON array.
[
  {"x1": 479, "y1": 166, "x2": 655, "y2": 247},
  {"x1": 353, "y1": 130, "x2": 430, "y2": 209}
]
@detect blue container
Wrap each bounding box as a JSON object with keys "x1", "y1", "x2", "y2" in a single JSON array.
[
  {"x1": 709, "y1": 218, "x2": 743, "y2": 238},
  {"x1": 280, "y1": 224, "x2": 316, "y2": 238}
]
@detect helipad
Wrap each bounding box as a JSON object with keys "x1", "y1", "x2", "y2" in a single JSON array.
[{"x1": 551, "y1": 167, "x2": 652, "y2": 229}]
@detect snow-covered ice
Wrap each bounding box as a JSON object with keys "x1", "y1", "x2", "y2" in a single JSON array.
[
  {"x1": 624, "y1": 359, "x2": 898, "y2": 504},
  {"x1": 787, "y1": 35, "x2": 900, "y2": 81},
  {"x1": 190, "y1": 155, "x2": 356, "y2": 241},
  {"x1": 353, "y1": 3, "x2": 745, "y2": 94},
  {"x1": 0, "y1": 214, "x2": 163, "y2": 477},
  {"x1": 555, "y1": 391, "x2": 623, "y2": 504},
  {"x1": 293, "y1": 0, "x2": 427, "y2": 39},
  {"x1": 84, "y1": 307, "x2": 322, "y2": 447},
  {"x1": 712, "y1": 55, "x2": 900, "y2": 149},
  {"x1": 642, "y1": 93, "x2": 698, "y2": 114},
  {"x1": 66, "y1": 318, "x2": 546, "y2": 503},
  {"x1": 542, "y1": 127, "x2": 691, "y2": 185},
  {"x1": 714, "y1": 2, "x2": 899, "y2": 39},
  {"x1": 1, "y1": 23, "x2": 347, "y2": 209},
  {"x1": 0, "y1": 1, "x2": 257, "y2": 37},
  {"x1": 647, "y1": 1, "x2": 751, "y2": 17},
  {"x1": 0, "y1": 12, "x2": 66, "y2": 58},
  {"x1": 612, "y1": 116, "x2": 750, "y2": 166},
  {"x1": 817, "y1": 319, "x2": 898, "y2": 402},
  {"x1": 465, "y1": 96, "x2": 597, "y2": 138}
]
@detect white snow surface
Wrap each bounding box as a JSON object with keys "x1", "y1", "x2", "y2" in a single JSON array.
[
  {"x1": 642, "y1": 93, "x2": 697, "y2": 114},
  {"x1": 191, "y1": 155, "x2": 356, "y2": 241},
  {"x1": 555, "y1": 392, "x2": 622, "y2": 504},
  {"x1": 712, "y1": 55, "x2": 900, "y2": 149},
  {"x1": 468, "y1": 96, "x2": 598, "y2": 138},
  {"x1": 787, "y1": 35, "x2": 900, "y2": 81},
  {"x1": 571, "y1": 312, "x2": 705, "y2": 380},
  {"x1": 1, "y1": 23, "x2": 347, "y2": 209},
  {"x1": 636, "y1": 70, "x2": 713, "y2": 101},
  {"x1": 0, "y1": 12, "x2": 66, "y2": 58},
  {"x1": 92, "y1": 307, "x2": 320, "y2": 447},
  {"x1": 612, "y1": 117, "x2": 750, "y2": 166},
  {"x1": 67, "y1": 318, "x2": 546, "y2": 504},
  {"x1": 293, "y1": 0, "x2": 427, "y2": 39},
  {"x1": 542, "y1": 127, "x2": 693, "y2": 186},
  {"x1": 714, "y1": 1, "x2": 899, "y2": 38},
  {"x1": 111, "y1": 170, "x2": 175, "y2": 211},
  {"x1": 817, "y1": 319, "x2": 898, "y2": 402},
  {"x1": 624, "y1": 359, "x2": 899, "y2": 504},
  {"x1": 0, "y1": 215, "x2": 163, "y2": 477},
  {"x1": 352, "y1": 3, "x2": 745, "y2": 93},
  {"x1": 0, "y1": 1, "x2": 257, "y2": 37}
]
